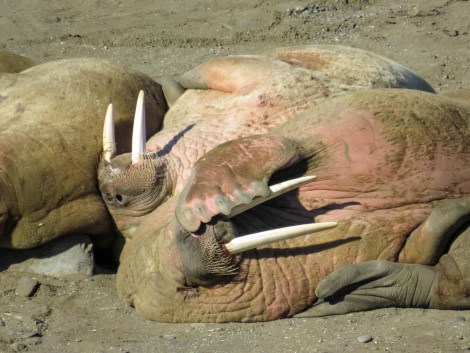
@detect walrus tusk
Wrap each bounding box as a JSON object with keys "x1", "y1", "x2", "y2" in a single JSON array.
[
  {"x1": 103, "y1": 103, "x2": 116, "y2": 163},
  {"x1": 228, "y1": 175, "x2": 317, "y2": 218},
  {"x1": 224, "y1": 222, "x2": 338, "y2": 254},
  {"x1": 132, "y1": 90, "x2": 146, "y2": 164}
]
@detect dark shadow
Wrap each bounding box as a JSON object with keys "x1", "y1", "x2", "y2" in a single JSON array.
[
  {"x1": 156, "y1": 124, "x2": 195, "y2": 158},
  {"x1": 0, "y1": 234, "x2": 97, "y2": 273},
  {"x1": 226, "y1": 156, "x2": 363, "y2": 257}
]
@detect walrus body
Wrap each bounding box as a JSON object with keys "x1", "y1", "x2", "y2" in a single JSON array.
[
  {"x1": 115, "y1": 89, "x2": 470, "y2": 322},
  {"x1": 97, "y1": 45, "x2": 470, "y2": 322}
]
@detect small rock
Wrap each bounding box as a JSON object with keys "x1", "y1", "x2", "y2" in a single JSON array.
[
  {"x1": 208, "y1": 327, "x2": 224, "y2": 332},
  {"x1": 357, "y1": 334, "x2": 373, "y2": 343},
  {"x1": 3, "y1": 234, "x2": 94, "y2": 276},
  {"x1": 0, "y1": 326, "x2": 9, "y2": 340},
  {"x1": 24, "y1": 336, "x2": 42, "y2": 345},
  {"x1": 425, "y1": 331, "x2": 442, "y2": 337},
  {"x1": 163, "y1": 334, "x2": 179, "y2": 346},
  {"x1": 15, "y1": 276, "x2": 39, "y2": 297},
  {"x1": 454, "y1": 316, "x2": 466, "y2": 322},
  {"x1": 19, "y1": 331, "x2": 40, "y2": 339},
  {"x1": 408, "y1": 7, "x2": 420, "y2": 17},
  {"x1": 10, "y1": 342, "x2": 28, "y2": 352},
  {"x1": 163, "y1": 334, "x2": 177, "y2": 340}
]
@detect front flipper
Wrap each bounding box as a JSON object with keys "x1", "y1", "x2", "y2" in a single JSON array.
[
  {"x1": 297, "y1": 260, "x2": 436, "y2": 317},
  {"x1": 176, "y1": 135, "x2": 302, "y2": 232}
]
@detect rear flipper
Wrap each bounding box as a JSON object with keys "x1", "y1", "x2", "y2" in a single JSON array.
[
  {"x1": 297, "y1": 198, "x2": 470, "y2": 317},
  {"x1": 296, "y1": 260, "x2": 437, "y2": 317},
  {"x1": 161, "y1": 54, "x2": 297, "y2": 99},
  {"x1": 160, "y1": 77, "x2": 186, "y2": 107}
]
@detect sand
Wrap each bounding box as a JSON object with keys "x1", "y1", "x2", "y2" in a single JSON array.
[{"x1": 1, "y1": 0, "x2": 469, "y2": 352}]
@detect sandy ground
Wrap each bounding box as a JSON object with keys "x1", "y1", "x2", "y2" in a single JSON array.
[{"x1": 1, "y1": 0, "x2": 470, "y2": 352}]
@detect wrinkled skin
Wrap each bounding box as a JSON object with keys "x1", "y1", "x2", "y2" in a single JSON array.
[
  {"x1": 98, "y1": 46, "x2": 470, "y2": 322},
  {"x1": 0, "y1": 57, "x2": 167, "y2": 249},
  {"x1": 99, "y1": 45, "x2": 434, "y2": 238}
]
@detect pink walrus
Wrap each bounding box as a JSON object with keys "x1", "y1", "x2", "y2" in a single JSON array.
[{"x1": 98, "y1": 46, "x2": 470, "y2": 322}]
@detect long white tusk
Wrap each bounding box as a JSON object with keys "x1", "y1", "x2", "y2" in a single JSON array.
[
  {"x1": 224, "y1": 221, "x2": 337, "y2": 254},
  {"x1": 103, "y1": 103, "x2": 116, "y2": 163},
  {"x1": 229, "y1": 175, "x2": 317, "y2": 218},
  {"x1": 131, "y1": 90, "x2": 147, "y2": 164}
]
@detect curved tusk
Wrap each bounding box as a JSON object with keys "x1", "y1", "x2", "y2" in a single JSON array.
[
  {"x1": 103, "y1": 103, "x2": 116, "y2": 163},
  {"x1": 131, "y1": 90, "x2": 147, "y2": 164},
  {"x1": 229, "y1": 175, "x2": 317, "y2": 218},
  {"x1": 224, "y1": 221, "x2": 337, "y2": 254}
]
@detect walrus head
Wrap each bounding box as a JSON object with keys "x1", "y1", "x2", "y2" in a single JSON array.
[{"x1": 98, "y1": 92, "x2": 175, "y2": 237}]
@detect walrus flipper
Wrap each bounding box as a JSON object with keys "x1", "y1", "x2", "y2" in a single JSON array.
[
  {"x1": 176, "y1": 135, "x2": 302, "y2": 232},
  {"x1": 296, "y1": 198, "x2": 470, "y2": 316},
  {"x1": 296, "y1": 260, "x2": 437, "y2": 317}
]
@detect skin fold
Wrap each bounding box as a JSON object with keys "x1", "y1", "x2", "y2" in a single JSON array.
[
  {"x1": 0, "y1": 56, "x2": 167, "y2": 249},
  {"x1": 98, "y1": 46, "x2": 470, "y2": 322}
]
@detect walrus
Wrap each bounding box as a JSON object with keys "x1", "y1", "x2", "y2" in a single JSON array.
[
  {"x1": 94, "y1": 46, "x2": 470, "y2": 323},
  {"x1": 0, "y1": 55, "x2": 167, "y2": 253}
]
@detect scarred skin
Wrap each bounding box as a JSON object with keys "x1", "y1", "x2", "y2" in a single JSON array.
[
  {"x1": 98, "y1": 46, "x2": 470, "y2": 322},
  {"x1": 0, "y1": 57, "x2": 167, "y2": 249}
]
